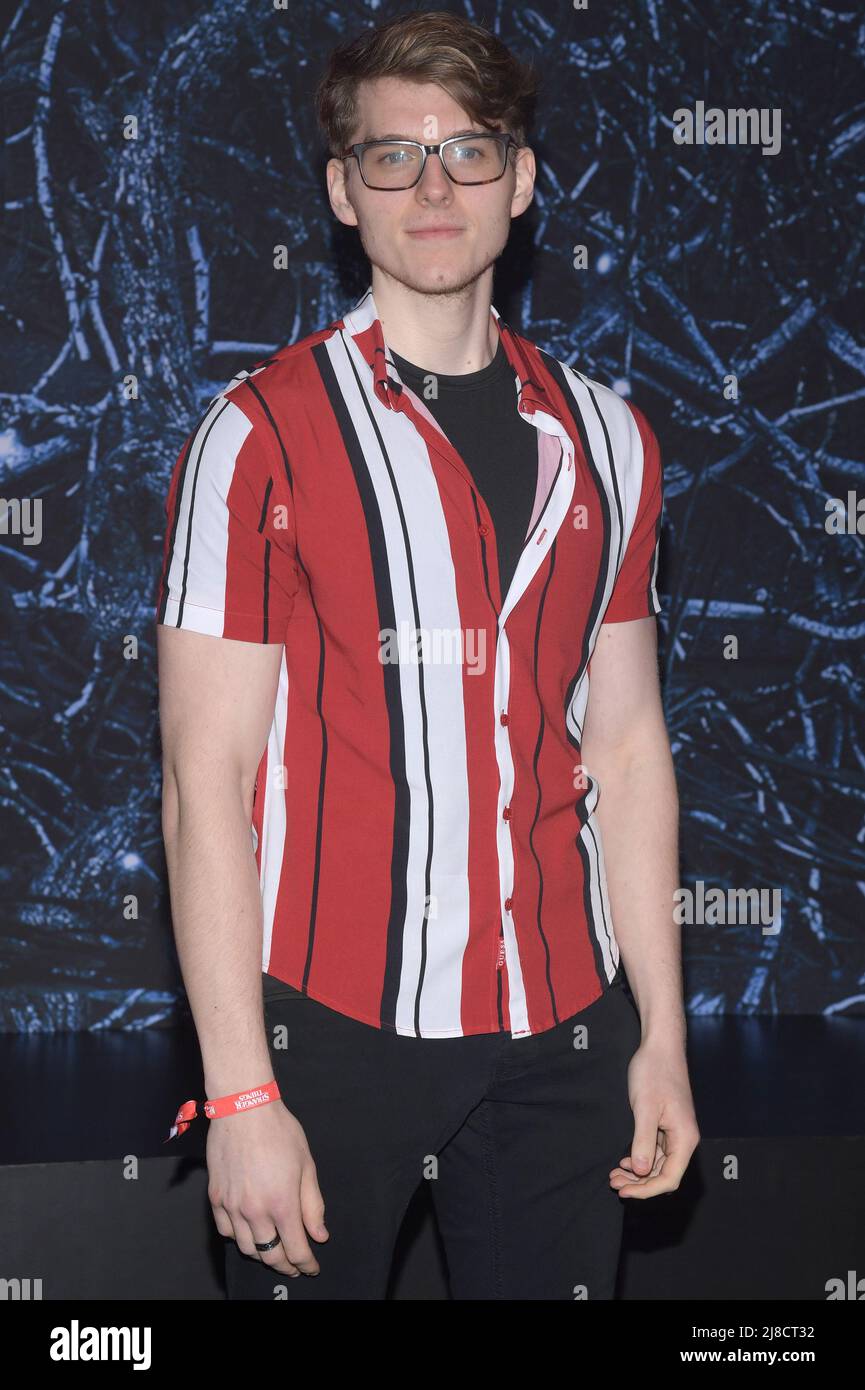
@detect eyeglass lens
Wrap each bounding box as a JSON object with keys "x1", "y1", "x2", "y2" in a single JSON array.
[{"x1": 359, "y1": 136, "x2": 507, "y2": 188}]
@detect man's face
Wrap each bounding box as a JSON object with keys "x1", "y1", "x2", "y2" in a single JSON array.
[{"x1": 326, "y1": 77, "x2": 535, "y2": 297}]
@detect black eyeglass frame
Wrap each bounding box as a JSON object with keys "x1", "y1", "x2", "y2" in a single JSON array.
[{"x1": 341, "y1": 132, "x2": 519, "y2": 190}]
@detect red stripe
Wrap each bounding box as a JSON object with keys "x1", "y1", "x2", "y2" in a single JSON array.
[
  {"x1": 399, "y1": 403, "x2": 508, "y2": 1033},
  {"x1": 257, "y1": 347, "x2": 397, "y2": 1021}
]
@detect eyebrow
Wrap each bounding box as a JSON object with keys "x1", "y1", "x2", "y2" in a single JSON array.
[{"x1": 361, "y1": 128, "x2": 491, "y2": 143}]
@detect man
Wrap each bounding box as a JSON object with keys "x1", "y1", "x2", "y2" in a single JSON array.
[{"x1": 156, "y1": 10, "x2": 699, "y2": 1300}]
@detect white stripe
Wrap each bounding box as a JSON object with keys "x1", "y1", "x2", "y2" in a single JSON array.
[
  {"x1": 497, "y1": 421, "x2": 576, "y2": 629},
  {"x1": 377, "y1": 383, "x2": 475, "y2": 1037},
  {"x1": 561, "y1": 369, "x2": 642, "y2": 744},
  {"x1": 494, "y1": 432, "x2": 576, "y2": 1035},
  {"x1": 556, "y1": 373, "x2": 645, "y2": 980},
  {"x1": 578, "y1": 784, "x2": 619, "y2": 981},
  {"x1": 260, "y1": 649, "x2": 289, "y2": 971},
  {"x1": 323, "y1": 330, "x2": 476, "y2": 1037},
  {"x1": 493, "y1": 624, "x2": 530, "y2": 1035},
  {"x1": 648, "y1": 528, "x2": 662, "y2": 613},
  {"x1": 163, "y1": 397, "x2": 254, "y2": 634}
]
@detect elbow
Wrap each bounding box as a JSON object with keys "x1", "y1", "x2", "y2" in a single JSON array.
[
  {"x1": 160, "y1": 761, "x2": 182, "y2": 844},
  {"x1": 582, "y1": 722, "x2": 676, "y2": 787},
  {"x1": 159, "y1": 757, "x2": 256, "y2": 845}
]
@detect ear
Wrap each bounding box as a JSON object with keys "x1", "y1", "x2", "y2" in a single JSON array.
[
  {"x1": 511, "y1": 144, "x2": 536, "y2": 217},
  {"x1": 326, "y1": 156, "x2": 360, "y2": 228}
]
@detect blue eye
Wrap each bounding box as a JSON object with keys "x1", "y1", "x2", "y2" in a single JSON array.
[{"x1": 449, "y1": 140, "x2": 495, "y2": 163}]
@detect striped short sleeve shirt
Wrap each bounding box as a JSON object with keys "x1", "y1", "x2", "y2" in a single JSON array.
[{"x1": 155, "y1": 286, "x2": 664, "y2": 1039}]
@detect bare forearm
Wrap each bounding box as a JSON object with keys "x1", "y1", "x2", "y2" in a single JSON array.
[
  {"x1": 587, "y1": 741, "x2": 684, "y2": 1046},
  {"x1": 162, "y1": 771, "x2": 273, "y2": 1096}
]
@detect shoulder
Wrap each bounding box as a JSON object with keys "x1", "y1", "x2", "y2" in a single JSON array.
[
  {"x1": 188, "y1": 315, "x2": 345, "y2": 472},
  {"x1": 522, "y1": 337, "x2": 658, "y2": 468},
  {"x1": 211, "y1": 317, "x2": 341, "y2": 424}
]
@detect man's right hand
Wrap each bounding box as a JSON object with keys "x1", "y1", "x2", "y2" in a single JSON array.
[{"x1": 207, "y1": 1101, "x2": 329, "y2": 1278}]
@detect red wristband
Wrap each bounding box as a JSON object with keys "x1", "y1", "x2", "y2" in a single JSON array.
[{"x1": 164, "y1": 1080, "x2": 281, "y2": 1142}]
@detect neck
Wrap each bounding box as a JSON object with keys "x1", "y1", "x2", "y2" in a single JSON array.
[{"x1": 371, "y1": 267, "x2": 498, "y2": 374}]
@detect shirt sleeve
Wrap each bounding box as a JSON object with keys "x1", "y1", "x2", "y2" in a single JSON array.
[
  {"x1": 602, "y1": 402, "x2": 664, "y2": 623},
  {"x1": 154, "y1": 391, "x2": 299, "y2": 643}
]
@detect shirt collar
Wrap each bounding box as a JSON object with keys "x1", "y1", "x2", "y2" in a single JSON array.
[{"x1": 341, "y1": 285, "x2": 562, "y2": 424}]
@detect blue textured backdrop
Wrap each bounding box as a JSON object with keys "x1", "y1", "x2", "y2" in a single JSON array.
[{"x1": 1, "y1": 0, "x2": 863, "y2": 1029}]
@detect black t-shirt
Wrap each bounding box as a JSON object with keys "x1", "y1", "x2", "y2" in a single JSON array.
[
  {"x1": 388, "y1": 335, "x2": 540, "y2": 601},
  {"x1": 262, "y1": 331, "x2": 539, "y2": 1003}
]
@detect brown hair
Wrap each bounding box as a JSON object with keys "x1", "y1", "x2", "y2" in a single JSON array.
[{"x1": 314, "y1": 9, "x2": 539, "y2": 158}]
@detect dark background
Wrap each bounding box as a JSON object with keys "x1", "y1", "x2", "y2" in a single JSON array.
[{"x1": 1, "y1": 0, "x2": 863, "y2": 1029}]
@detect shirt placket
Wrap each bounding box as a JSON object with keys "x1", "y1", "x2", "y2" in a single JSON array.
[
  {"x1": 492, "y1": 412, "x2": 577, "y2": 1036},
  {"x1": 356, "y1": 300, "x2": 578, "y2": 1037}
]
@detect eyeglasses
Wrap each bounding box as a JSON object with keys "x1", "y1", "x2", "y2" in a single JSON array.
[{"x1": 342, "y1": 132, "x2": 518, "y2": 191}]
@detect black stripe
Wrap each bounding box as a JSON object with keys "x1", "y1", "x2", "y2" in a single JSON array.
[
  {"x1": 526, "y1": 537, "x2": 560, "y2": 1023},
  {"x1": 157, "y1": 429, "x2": 197, "y2": 624},
  {"x1": 314, "y1": 334, "x2": 435, "y2": 1035},
  {"x1": 258, "y1": 476, "x2": 274, "y2": 643},
  {"x1": 258, "y1": 476, "x2": 274, "y2": 530},
  {"x1": 241, "y1": 375, "x2": 328, "y2": 993},
  {"x1": 468, "y1": 472, "x2": 505, "y2": 1029},
  {"x1": 538, "y1": 355, "x2": 622, "y2": 992},
  {"x1": 574, "y1": 822, "x2": 615, "y2": 983},
  {"x1": 585, "y1": 384, "x2": 625, "y2": 573},
  {"x1": 243, "y1": 378, "x2": 295, "y2": 492},
  {"x1": 170, "y1": 400, "x2": 232, "y2": 628},
  {"x1": 540, "y1": 354, "x2": 617, "y2": 754},
  {"x1": 469, "y1": 489, "x2": 500, "y2": 620},
  {"x1": 522, "y1": 440, "x2": 564, "y2": 553},
  {"x1": 571, "y1": 758, "x2": 615, "y2": 974},
  {"x1": 646, "y1": 445, "x2": 664, "y2": 612},
  {"x1": 262, "y1": 540, "x2": 271, "y2": 642}
]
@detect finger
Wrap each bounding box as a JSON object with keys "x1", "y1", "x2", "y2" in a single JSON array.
[
  {"x1": 249, "y1": 1221, "x2": 304, "y2": 1279},
  {"x1": 300, "y1": 1164, "x2": 329, "y2": 1242},
  {"x1": 629, "y1": 1114, "x2": 660, "y2": 1176},
  {"x1": 237, "y1": 1214, "x2": 301, "y2": 1277},
  {"x1": 610, "y1": 1162, "x2": 662, "y2": 1189},
  {"x1": 616, "y1": 1171, "x2": 679, "y2": 1198},
  {"x1": 610, "y1": 1143, "x2": 665, "y2": 1187},
  {"x1": 273, "y1": 1214, "x2": 320, "y2": 1275},
  {"x1": 611, "y1": 1139, "x2": 665, "y2": 1176},
  {"x1": 617, "y1": 1131, "x2": 691, "y2": 1197},
  {"x1": 637, "y1": 1126, "x2": 694, "y2": 1190},
  {"x1": 613, "y1": 1147, "x2": 664, "y2": 1175},
  {"x1": 210, "y1": 1202, "x2": 235, "y2": 1239},
  {"x1": 610, "y1": 1167, "x2": 662, "y2": 1190}
]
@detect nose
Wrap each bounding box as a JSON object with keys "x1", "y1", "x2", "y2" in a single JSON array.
[{"x1": 415, "y1": 151, "x2": 452, "y2": 199}]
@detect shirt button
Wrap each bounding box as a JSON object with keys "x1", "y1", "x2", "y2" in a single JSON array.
[
  {"x1": 499, "y1": 712, "x2": 509, "y2": 725},
  {"x1": 504, "y1": 896, "x2": 513, "y2": 911},
  {"x1": 502, "y1": 806, "x2": 512, "y2": 821},
  {"x1": 478, "y1": 523, "x2": 489, "y2": 536}
]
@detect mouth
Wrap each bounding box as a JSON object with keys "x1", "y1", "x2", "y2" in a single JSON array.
[{"x1": 405, "y1": 226, "x2": 464, "y2": 239}]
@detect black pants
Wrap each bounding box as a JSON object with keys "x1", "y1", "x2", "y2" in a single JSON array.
[{"x1": 224, "y1": 970, "x2": 641, "y2": 1300}]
